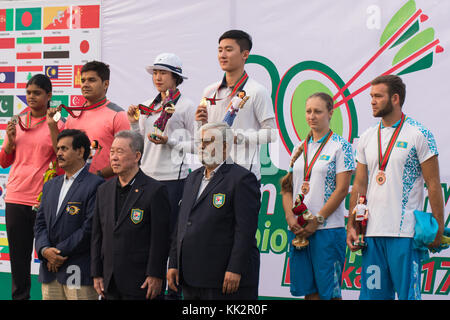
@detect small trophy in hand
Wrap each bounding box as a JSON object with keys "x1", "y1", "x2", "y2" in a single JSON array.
[{"x1": 291, "y1": 194, "x2": 314, "y2": 250}]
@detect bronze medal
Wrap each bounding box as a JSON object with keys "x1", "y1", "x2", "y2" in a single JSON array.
[
  {"x1": 376, "y1": 170, "x2": 386, "y2": 185},
  {"x1": 11, "y1": 115, "x2": 19, "y2": 125}
]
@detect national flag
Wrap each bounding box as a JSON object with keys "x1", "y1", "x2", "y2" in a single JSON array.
[
  {"x1": 43, "y1": 51, "x2": 69, "y2": 59},
  {"x1": 70, "y1": 95, "x2": 85, "y2": 107},
  {"x1": 43, "y1": 36, "x2": 70, "y2": 44},
  {"x1": 43, "y1": 6, "x2": 70, "y2": 30},
  {"x1": 0, "y1": 96, "x2": 13, "y2": 117},
  {"x1": 16, "y1": 66, "x2": 43, "y2": 88},
  {"x1": 16, "y1": 37, "x2": 42, "y2": 45},
  {"x1": 16, "y1": 52, "x2": 41, "y2": 60},
  {"x1": 15, "y1": 37, "x2": 42, "y2": 58},
  {"x1": 73, "y1": 65, "x2": 82, "y2": 88},
  {"x1": 45, "y1": 65, "x2": 72, "y2": 87},
  {"x1": 0, "y1": 67, "x2": 14, "y2": 89},
  {"x1": 0, "y1": 9, "x2": 14, "y2": 31},
  {"x1": 0, "y1": 38, "x2": 14, "y2": 49},
  {"x1": 79, "y1": 39, "x2": 90, "y2": 54},
  {"x1": 50, "y1": 95, "x2": 68, "y2": 108},
  {"x1": 15, "y1": 95, "x2": 28, "y2": 112},
  {"x1": 15, "y1": 8, "x2": 41, "y2": 31},
  {"x1": 72, "y1": 5, "x2": 100, "y2": 29}
]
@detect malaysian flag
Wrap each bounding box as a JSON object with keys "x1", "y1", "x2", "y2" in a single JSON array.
[{"x1": 45, "y1": 65, "x2": 72, "y2": 87}]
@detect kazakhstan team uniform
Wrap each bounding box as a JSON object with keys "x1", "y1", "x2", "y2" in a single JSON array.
[
  {"x1": 289, "y1": 132, "x2": 355, "y2": 299},
  {"x1": 356, "y1": 116, "x2": 438, "y2": 300}
]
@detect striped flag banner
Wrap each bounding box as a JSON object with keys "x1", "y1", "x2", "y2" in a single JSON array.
[
  {"x1": 16, "y1": 66, "x2": 43, "y2": 88},
  {"x1": 16, "y1": 52, "x2": 42, "y2": 60},
  {"x1": 45, "y1": 65, "x2": 72, "y2": 87},
  {"x1": 43, "y1": 36, "x2": 70, "y2": 44},
  {"x1": 16, "y1": 37, "x2": 42, "y2": 44},
  {"x1": 0, "y1": 38, "x2": 15, "y2": 49},
  {"x1": 0, "y1": 67, "x2": 15, "y2": 89}
]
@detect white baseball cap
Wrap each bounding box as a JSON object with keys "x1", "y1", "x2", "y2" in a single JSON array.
[{"x1": 145, "y1": 53, "x2": 188, "y2": 79}]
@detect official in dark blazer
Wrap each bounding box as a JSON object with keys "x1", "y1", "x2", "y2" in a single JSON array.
[
  {"x1": 34, "y1": 129, "x2": 104, "y2": 300},
  {"x1": 168, "y1": 122, "x2": 261, "y2": 300},
  {"x1": 91, "y1": 130, "x2": 171, "y2": 300}
]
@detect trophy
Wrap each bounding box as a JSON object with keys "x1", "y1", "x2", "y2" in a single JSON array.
[
  {"x1": 223, "y1": 90, "x2": 249, "y2": 127},
  {"x1": 352, "y1": 195, "x2": 369, "y2": 248},
  {"x1": 291, "y1": 194, "x2": 314, "y2": 249},
  {"x1": 151, "y1": 89, "x2": 177, "y2": 140},
  {"x1": 33, "y1": 160, "x2": 58, "y2": 211}
]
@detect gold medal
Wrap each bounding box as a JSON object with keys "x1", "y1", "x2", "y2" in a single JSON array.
[
  {"x1": 134, "y1": 109, "x2": 140, "y2": 121},
  {"x1": 200, "y1": 97, "x2": 208, "y2": 107},
  {"x1": 376, "y1": 170, "x2": 386, "y2": 185},
  {"x1": 301, "y1": 182, "x2": 310, "y2": 195}
]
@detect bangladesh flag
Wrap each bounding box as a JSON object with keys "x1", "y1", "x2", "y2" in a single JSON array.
[
  {"x1": 0, "y1": 9, "x2": 14, "y2": 31},
  {"x1": 15, "y1": 7, "x2": 41, "y2": 31}
]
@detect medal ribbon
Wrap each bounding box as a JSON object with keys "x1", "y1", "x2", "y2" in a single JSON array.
[
  {"x1": 59, "y1": 97, "x2": 109, "y2": 118},
  {"x1": 17, "y1": 111, "x2": 46, "y2": 131},
  {"x1": 138, "y1": 89, "x2": 181, "y2": 115},
  {"x1": 206, "y1": 71, "x2": 248, "y2": 105},
  {"x1": 377, "y1": 113, "x2": 406, "y2": 171},
  {"x1": 303, "y1": 130, "x2": 333, "y2": 182}
]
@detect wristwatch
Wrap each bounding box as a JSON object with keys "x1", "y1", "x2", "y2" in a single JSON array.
[{"x1": 316, "y1": 214, "x2": 325, "y2": 225}]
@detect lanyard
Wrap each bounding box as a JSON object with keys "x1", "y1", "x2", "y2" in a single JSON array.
[
  {"x1": 59, "y1": 97, "x2": 109, "y2": 118},
  {"x1": 138, "y1": 89, "x2": 181, "y2": 116},
  {"x1": 377, "y1": 113, "x2": 406, "y2": 171},
  {"x1": 17, "y1": 111, "x2": 46, "y2": 131},
  {"x1": 205, "y1": 71, "x2": 248, "y2": 105},
  {"x1": 303, "y1": 130, "x2": 333, "y2": 183}
]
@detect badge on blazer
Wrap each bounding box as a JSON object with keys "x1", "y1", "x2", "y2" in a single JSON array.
[
  {"x1": 66, "y1": 204, "x2": 80, "y2": 215},
  {"x1": 130, "y1": 208, "x2": 144, "y2": 224},
  {"x1": 213, "y1": 193, "x2": 226, "y2": 208}
]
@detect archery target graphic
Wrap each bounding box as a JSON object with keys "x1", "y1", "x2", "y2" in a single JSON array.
[{"x1": 275, "y1": 61, "x2": 358, "y2": 155}]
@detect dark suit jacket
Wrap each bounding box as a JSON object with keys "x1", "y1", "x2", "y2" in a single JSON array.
[
  {"x1": 169, "y1": 161, "x2": 261, "y2": 289},
  {"x1": 90, "y1": 169, "x2": 170, "y2": 297},
  {"x1": 34, "y1": 166, "x2": 104, "y2": 286}
]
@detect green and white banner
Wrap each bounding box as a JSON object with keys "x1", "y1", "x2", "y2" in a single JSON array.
[{"x1": 103, "y1": 0, "x2": 449, "y2": 299}]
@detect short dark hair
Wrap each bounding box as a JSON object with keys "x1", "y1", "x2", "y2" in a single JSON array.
[
  {"x1": 26, "y1": 74, "x2": 52, "y2": 108},
  {"x1": 371, "y1": 75, "x2": 406, "y2": 107},
  {"x1": 172, "y1": 73, "x2": 183, "y2": 86},
  {"x1": 219, "y1": 29, "x2": 252, "y2": 52},
  {"x1": 57, "y1": 129, "x2": 91, "y2": 161},
  {"x1": 81, "y1": 60, "x2": 110, "y2": 82}
]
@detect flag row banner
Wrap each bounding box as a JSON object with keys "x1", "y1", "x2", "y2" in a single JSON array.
[{"x1": 0, "y1": 0, "x2": 101, "y2": 277}]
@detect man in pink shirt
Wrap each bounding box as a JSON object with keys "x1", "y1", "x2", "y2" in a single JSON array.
[{"x1": 49, "y1": 61, "x2": 129, "y2": 178}]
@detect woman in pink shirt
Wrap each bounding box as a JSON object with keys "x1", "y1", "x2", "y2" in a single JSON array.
[{"x1": 0, "y1": 74, "x2": 62, "y2": 300}]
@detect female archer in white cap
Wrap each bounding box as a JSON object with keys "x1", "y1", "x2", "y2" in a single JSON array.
[{"x1": 127, "y1": 53, "x2": 196, "y2": 299}]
